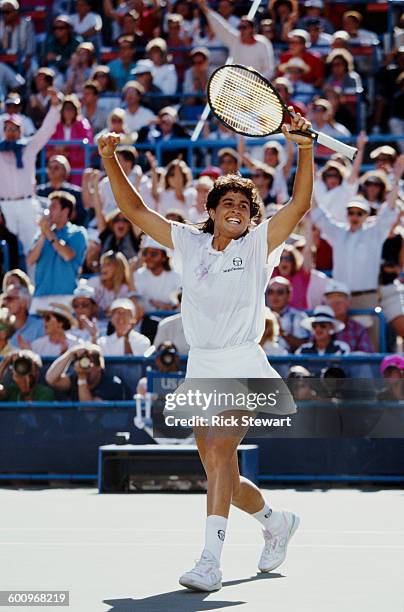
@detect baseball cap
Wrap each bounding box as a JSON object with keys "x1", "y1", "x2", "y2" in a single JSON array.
[
  {"x1": 324, "y1": 280, "x2": 351, "y2": 297},
  {"x1": 72, "y1": 280, "x2": 96, "y2": 302},
  {"x1": 346, "y1": 198, "x2": 371, "y2": 213},
  {"x1": 5, "y1": 94, "x2": 21, "y2": 105},
  {"x1": 288, "y1": 29, "x2": 310, "y2": 45},
  {"x1": 110, "y1": 298, "x2": 136, "y2": 315},
  {"x1": 131, "y1": 59, "x2": 154, "y2": 75},
  {"x1": 142, "y1": 236, "x2": 168, "y2": 252},
  {"x1": 380, "y1": 355, "x2": 404, "y2": 375},
  {"x1": 313, "y1": 98, "x2": 332, "y2": 112},
  {"x1": 369, "y1": 145, "x2": 397, "y2": 160},
  {"x1": 3, "y1": 113, "x2": 22, "y2": 127}
]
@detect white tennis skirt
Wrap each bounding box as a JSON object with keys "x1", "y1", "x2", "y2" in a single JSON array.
[{"x1": 165, "y1": 342, "x2": 296, "y2": 417}]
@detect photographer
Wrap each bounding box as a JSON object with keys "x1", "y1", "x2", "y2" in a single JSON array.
[
  {"x1": 45, "y1": 343, "x2": 126, "y2": 401},
  {"x1": 137, "y1": 341, "x2": 183, "y2": 395},
  {"x1": 0, "y1": 350, "x2": 55, "y2": 402}
]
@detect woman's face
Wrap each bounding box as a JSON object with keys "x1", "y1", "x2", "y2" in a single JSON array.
[
  {"x1": 94, "y1": 73, "x2": 108, "y2": 91},
  {"x1": 148, "y1": 48, "x2": 164, "y2": 66},
  {"x1": 112, "y1": 215, "x2": 131, "y2": 239},
  {"x1": 210, "y1": 190, "x2": 251, "y2": 238},
  {"x1": 278, "y1": 250, "x2": 294, "y2": 275},
  {"x1": 62, "y1": 103, "x2": 77, "y2": 125},
  {"x1": 331, "y1": 58, "x2": 347, "y2": 77},
  {"x1": 363, "y1": 181, "x2": 383, "y2": 202},
  {"x1": 110, "y1": 117, "x2": 125, "y2": 133},
  {"x1": 323, "y1": 170, "x2": 342, "y2": 190},
  {"x1": 101, "y1": 259, "x2": 116, "y2": 281},
  {"x1": 264, "y1": 148, "x2": 279, "y2": 167},
  {"x1": 43, "y1": 313, "x2": 64, "y2": 336},
  {"x1": 167, "y1": 165, "x2": 185, "y2": 189}
]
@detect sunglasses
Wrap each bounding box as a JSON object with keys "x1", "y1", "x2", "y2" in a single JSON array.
[
  {"x1": 312, "y1": 322, "x2": 331, "y2": 329},
  {"x1": 73, "y1": 300, "x2": 91, "y2": 308},
  {"x1": 268, "y1": 288, "x2": 288, "y2": 295},
  {"x1": 347, "y1": 210, "x2": 365, "y2": 217}
]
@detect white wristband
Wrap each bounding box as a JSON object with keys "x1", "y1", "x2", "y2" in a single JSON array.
[{"x1": 77, "y1": 379, "x2": 88, "y2": 386}]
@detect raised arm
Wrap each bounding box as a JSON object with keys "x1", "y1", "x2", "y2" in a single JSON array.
[
  {"x1": 98, "y1": 134, "x2": 174, "y2": 248},
  {"x1": 27, "y1": 89, "x2": 61, "y2": 155},
  {"x1": 267, "y1": 111, "x2": 314, "y2": 253}
]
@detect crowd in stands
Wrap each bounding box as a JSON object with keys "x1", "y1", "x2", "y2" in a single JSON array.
[{"x1": 0, "y1": 0, "x2": 403, "y2": 402}]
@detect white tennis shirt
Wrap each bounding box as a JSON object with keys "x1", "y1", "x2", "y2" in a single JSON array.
[{"x1": 171, "y1": 220, "x2": 284, "y2": 350}]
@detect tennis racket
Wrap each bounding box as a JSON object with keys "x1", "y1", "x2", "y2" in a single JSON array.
[{"x1": 207, "y1": 64, "x2": 358, "y2": 160}]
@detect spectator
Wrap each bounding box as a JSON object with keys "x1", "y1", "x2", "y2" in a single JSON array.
[
  {"x1": 122, "y1": 80, "x2": 156, "y2": 132},
  {"x1": 120, "y1": 10, "x2": 148, "y2": 49},
  {"x1": 0, "y1": 90, "x2": 60, "y2": 255},
  {"x1": 95, "y1": 107, "x2": 137, "y2": 146},
  {"x1": 287, "y1": 365, "x2": 317, "y2": 401},
  {"x1": 218, "y1": 148, "x2": 239, "y2": 175},
  {"x1": 98, "y1": 297, "x2": 150, "y2": 355},
  {"x1": 273, "y1": 76, "x2": 307, "y2": 117},
  {"x1": 26, "y1": 68, "x2": 55, "y2": 130},
  {"x1": 48, "y1": 95, "x2": 94, "y2": 186},
  {"x1": 2, "y1": 284, "x2": 44, "y2": 348},
  {"x1": 310, "y1": 97, "x2": 351, "y2": 138},
  {"x1": 0, "y1": 306, "x2": 15, "y2": 354},
  {"x1": 297, "y1": 305, "x2": 350, "y2": 356},
  {"x1": 172, "y1": 0, "x2": 199, "y2": 40},
  {"x1": 32, "y1": 303, "x2": 78, "y2": 356},
  {"x1": 96, "y1": 208, "x2": 141, "y2": 260},
  {"x1": 278, "y1": 57, "x2": 315, "y2": 105},
  {"x1": 373, "y1": 47, "x2": 404, "y2": 134},
  {"x1": 192, "y1": 20, "x2": 227, "y2": 70},
  {"x1": 369, "y1": 145, "x2": 397, "y2": 179},
  {"x1": 0, "y1": 207, "x2": 20, "y2": 275},
  {"x1": 87, "y1": 250, "x2": 134, "y2": 316},
  {"x1": 217, "y1": 0, "x2": 239, "y2": 28},
  {"x1": 45, "y1": 342, "x2": 127, "y2": 401},
  {"x1": 324, "y1": 279, "x2": 374, "y2": 352},
  {"x1": 81, "y1": 80, "x2": 107, "y2": 136},
  {"x1": 389, "y1": 72, "x2": 404, "y2": 153},
  {"x1": 260, "y1": 308, "x2": 288, "y2": 356},
  {"x1": 43, "y1": 15, "x2": 81, "y2": 76},
  {"x1": 36, "y1": 155, "x2": 86, "y2": 226},
  {"x1": 265, "y1": 276, "x2": 310, "y2": 352},
  {"x1": 358, "y1": 171, "x2": 389, "y2": 214},
  {"x1": 145, "y1": 38, "x2": 178, "y2": 95},
  {"x1": 70, "y1": 280, "x2": 104, "y2": 343},
  {"x1": 258, "y1": 140, "x2": 290, "y2": 203},
  {"x1": 296, "y1": 0, "x2": 334, "y2": 35},
  {"x1": 341, "y1": 10, "x2": 379, "y2": 47},
  {"x1": 313, "y1": 132, "x2": 366, "y2": 223},
  {"x1": 322, "y1": 84, "x2": 356, "y2": 134},
  {"x1": 137, "y1": 106, "x2": 189, "y2": 166},
  {"x1": 273, "y1": 243, "x2": 328, "y2": 309},
  {"x1": 250, "y1": 163, "x2": 276, "y2": 209},
  {"x1": 62, "y1": 42, "x2": 97, "y2": 97},
  {"x1": 131, "y1": 59, "x2": 164, "y2": 114},
  {"x1": 0, "y1": 60, "x2": 24, "y2": 101},
  {"x1": 278, "y1": 28, "x2": 324, "y2": 86},
  {"x1": 107, "y1": 35, "x2": 137, "y2": 91},
  {"x1": 134, "y1": 236, "x2": 181, "y2": 340},
  {"x1": 0, "y1": 0, "x2": 36, "y2": 73},
  {"x1": 153, "y1": 159, "x2": 196, "y2": 217},
  {"x1": 165, "y1": 13, "x2": 190, "y2": 87},
  {"x1": 0, "y1": 350, "x2": 55, "y2": 401},
  {"x1": 324, "y1": 49, "x2": 363, "y2": 95},
  {"x1": 377, "y1": 354, "x2": 404, "y2": 401},
  {"x1": 0, "y1": 93, "x2": 35, "y2": 138},
  {"x1": 136, "y1": 340, "x2": 183, "y2": 395},
  {"x1": 264, "y1": 0, "x2": 298, "y2": 44},
  {"x1": 305, "y1": 17, "x2": 332, "y2": 57},
  {"x1": 91, "y1": 65, "x2": 119, "y2": 114},
  {"x1": 27, "y1": 191, "x2": 88, "y2": 312},
  {"x1": 198, "y1": 0, "x2": 275, "y2": 79},
  {"x1": 188, "y1": 175, "x2": 212, "y2": 223},
  {"x1": 70, "y1": 0, "x2": 102, "y2": 46},
  {"x1": 183, "y1": 47, "x2": 212, "y2": 102},
  {"x1": 2, "y1": 268, "x2": 33, "y2": 294}
]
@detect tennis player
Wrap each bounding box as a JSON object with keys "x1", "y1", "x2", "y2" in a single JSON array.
[{"x1": 98, "y1": 111, "x2": 314, "y2": 592}]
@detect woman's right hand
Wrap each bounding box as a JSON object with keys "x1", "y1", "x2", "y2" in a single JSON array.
[{"x1": 98, "y1": 133, "x2": 121, "y2": 159}]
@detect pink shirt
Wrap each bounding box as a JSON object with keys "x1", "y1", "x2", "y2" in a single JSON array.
[{"x1": 0, "y1": 105, "x2": 60, "y2": 199}]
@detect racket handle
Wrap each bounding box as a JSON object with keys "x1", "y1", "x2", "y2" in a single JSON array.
[{"x1": 315, "y1": 131, "x2": 358, "y2": 160}]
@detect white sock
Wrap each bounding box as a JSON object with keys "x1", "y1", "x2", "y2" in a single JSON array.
[
  {"x1": 252, "y1": 504, "x2": 284, "y2": 532},
  {"x1": 202, "y1": 515, "x2": 227, "y2": 563}
]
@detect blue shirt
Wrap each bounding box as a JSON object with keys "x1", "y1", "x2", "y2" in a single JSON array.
[
  {"x1": 33, "y1": 223, "x2": 88, "y2": 297},
  {"x1": 9, "y1": 315, "x2": 44, "y2": 347},
  {"x1": 107, "y1": 59, "x2": 136, "y2": 90}
]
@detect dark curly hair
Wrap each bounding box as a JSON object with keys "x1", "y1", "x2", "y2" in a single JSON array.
[{"x1": 199, "y1": 174, "x2": 262, "y2": 235}]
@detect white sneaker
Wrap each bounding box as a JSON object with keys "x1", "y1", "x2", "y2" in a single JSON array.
[
  {"x1": 179, "y1": 551, "x2": 222, "y2": 592},
  {"x1": 258, "y1": 511, "x2": 300, "y2": 573}
]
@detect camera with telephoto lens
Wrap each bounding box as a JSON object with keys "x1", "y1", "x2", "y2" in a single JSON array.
[
  {"x1": 12, "y1": 355, "x2": 34, "y2": 376},
  {"x1": 76, "y1": 352, "x2": 100, "y2": 370},
  {"x1": 156, "y1": 343, "x2": 178, "y2": 367}
]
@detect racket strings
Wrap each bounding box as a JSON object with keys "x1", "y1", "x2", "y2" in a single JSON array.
[{"x1": 209, "y1": 67, "x2": 284, "y2": 136}]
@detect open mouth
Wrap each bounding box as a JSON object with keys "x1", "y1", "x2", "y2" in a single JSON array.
[{"x1": 225, "y1": 216, "x2": 242, "y2": 225}]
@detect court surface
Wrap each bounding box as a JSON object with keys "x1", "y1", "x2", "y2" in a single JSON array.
[{"x1": 1, "y1": 485, "x2": 403, "y2": 612}]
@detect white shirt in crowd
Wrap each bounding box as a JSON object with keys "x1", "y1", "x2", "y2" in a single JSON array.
[
  {"x1": 87, "y1": 276, "x2": 130, "y2": 314},
  {"x1": 124, "y1": 107, "x2": 156, "y2": 133},
  {"x1": 207, "y1": 9, "x2": 275, "y2": 79},
  {"x1": 313, "y1": 178, "x2": 358, "y2": 224},
  {"x1": 152, "y1": 64, "x2": 178, "y2": 95},
  {"x1": 311, "y1": 204, "x2": 397, "y2": 292},
  {"x1": 97, "y1": 330, "x2": 150, "y2": 355},
  {"x1": 153, "y1": 312, "x2": 189, "y2": 354},
  {"x1": 98, "y1": 168, "x2": 149, "y2": 217},
  {"x1": 70, "y1": 12, "x2": 102, "y2": 35},
  {"x1": 31, "y1": 333, "x2": 78, "y2": 356},
  {"x1": 154, "y1": 187, "x2": 196, "y2": 217},
  {"x1": 170, "y1": 219, "x2": 284, "y2": 349},
  {"x1": 133, "y1": 266, "x2": 182, "y2": 313}
]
